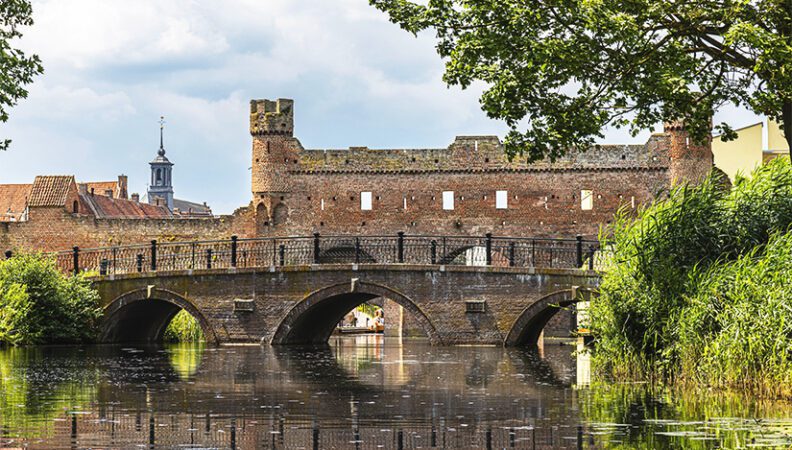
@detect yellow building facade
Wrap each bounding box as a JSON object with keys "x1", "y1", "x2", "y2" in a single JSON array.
[{"x1": 713, "y1": 119, "x2": 789, "y2": 181}]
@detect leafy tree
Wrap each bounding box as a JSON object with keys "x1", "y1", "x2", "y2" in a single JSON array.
[
  {"x1": 0, "y1": 254, "x2": 101, "y2": 345},
  {"x1": 370, "y1": 0, "x2": 792, "y2": 161},
  {"x1": 0, "y1": 0, "x2": 43, "y2": 151}
]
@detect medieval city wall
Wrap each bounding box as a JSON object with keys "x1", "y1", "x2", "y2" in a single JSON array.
[
  {"x1": 264, "y1": 167, "x2": 669, "y2": 238},
  {"x1": 1, "y1": 207, "x2": 255, "y2": 253}
]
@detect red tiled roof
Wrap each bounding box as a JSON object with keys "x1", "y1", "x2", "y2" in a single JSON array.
[
  {"x1": 80, "y1": 181, "x2": 118, "y2": 197},
  {"x1": 0, "y1": 184, "x2": 32, "y2": 222},
  {"x1": 81, "y1": 193, "x2": 171, "y2": 219},
  {"x1": 28, "y1": 175, "x2": 75, "y2": 207}
]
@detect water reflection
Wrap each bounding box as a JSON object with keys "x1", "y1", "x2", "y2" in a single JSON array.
[{"x1": 0, "y1": 338, "x2": 789, "y2": 448}]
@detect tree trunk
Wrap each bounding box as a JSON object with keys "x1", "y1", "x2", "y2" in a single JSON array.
[{"x1": 784, "y1": 100, "x2": 792, "y2": 159}]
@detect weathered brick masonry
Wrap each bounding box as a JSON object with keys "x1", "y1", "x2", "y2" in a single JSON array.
[
  {"x1": 1, "y1": 97, "x2": 712, "y2": 254},
  {"x1": 251, "y1": 99, "x2": 711, "y2": 239},
  {"x1": 92, "y1": 265, "x2": 600, "y2": 346}
]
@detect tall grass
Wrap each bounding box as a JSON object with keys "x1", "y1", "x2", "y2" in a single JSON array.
[{"x1": 592, "y1": 157, "x2": 792, "y2": 397}]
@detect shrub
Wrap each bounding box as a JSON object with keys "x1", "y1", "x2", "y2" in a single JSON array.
[{"x1": 0, "y1": 254, "x2": 101, "y2": 345}]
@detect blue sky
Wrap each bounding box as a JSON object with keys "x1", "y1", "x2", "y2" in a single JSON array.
[{"x1": 0, "y1": 0, "x2": 759, "y2": 214}]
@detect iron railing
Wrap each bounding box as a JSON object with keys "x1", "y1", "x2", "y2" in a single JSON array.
[{"x1": 40, "y1": 233, "x2": 607, "y2": 276}]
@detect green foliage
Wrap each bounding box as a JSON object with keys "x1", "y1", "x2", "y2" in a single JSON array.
[
  {"x1": 592, "y1": 158, "x2": 792, "y2": 396},
  {"x1": 0, "y1": 0, "x2": 44, "y2": 151},
  {"x1": 0, "y1": 254, "x2": 101, "y2": 345},
  {"x1": 370, "y1": 0, "x2": 792, "y2": 161},
  {"x1": 163, "y1": 310, "x2": 204, "y2": 343}
]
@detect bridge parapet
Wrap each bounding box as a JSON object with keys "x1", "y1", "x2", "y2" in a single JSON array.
[{"x1": 49, "y1": 233, "x2": 608, "y2": 276}]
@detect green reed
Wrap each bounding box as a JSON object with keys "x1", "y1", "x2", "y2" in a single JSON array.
[{"x1": 591, "y1": 157, "x2": 792, "y2": 397}]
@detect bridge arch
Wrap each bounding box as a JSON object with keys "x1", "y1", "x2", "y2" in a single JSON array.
[
  {"x1": 504, "y1": 288, "x2": 599, "y2": 347},
  {"x1": 99, "y1": 288, "x2": 219, "y2": 345},
  {"x1": 271, "y1": 281, "x2": 441, "y2": 345}
]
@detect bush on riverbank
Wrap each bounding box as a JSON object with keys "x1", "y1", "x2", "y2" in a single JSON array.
[
  {"x1": 0, "y1": 254, "x2": 101, "y2": 345},
  {"x1": 164, "y1": 310, "x2": 204, "y2": 342},
  {"x1": 591, "y1": 157, "x2": 792, "y2": 396}
]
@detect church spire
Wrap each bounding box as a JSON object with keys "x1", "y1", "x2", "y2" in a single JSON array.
[
  {"x1": 149, "y1": 115, "x2": 174, "y2": 211},
  {"x1": 158, "y1": 116, "x2": 166, "y2": 157}
]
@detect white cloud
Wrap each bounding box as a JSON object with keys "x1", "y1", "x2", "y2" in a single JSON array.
[{"x1": 14, "y1": 83, "x2": 135, "y2": 122}]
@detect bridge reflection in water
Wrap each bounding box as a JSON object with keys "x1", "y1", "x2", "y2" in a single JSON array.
[{"x1": 0, "y1": 337, "x2": 591, "y2": 449}]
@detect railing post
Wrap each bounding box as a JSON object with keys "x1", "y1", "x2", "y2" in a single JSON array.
[
  {"x1": 531, "y1": 239, "x2": 536, "y2": 266},
  {"x1": 136, "y1": 254, "x2": 143, "y2": 273},
  {"x1": 588, "y1": 245, "x2": 596, "y2": 270},
  {"x1": 576, "y1": 235, "x2": 583, "y2": 268},
  {"x1": 508, "y1": 242, "x2": 515, "y2": 267},
  {"x1": 279, "y1": 244, "x2": 286, "y2": 266},
  {"x1": 230, "y1": 235, "x2": 238, "y2": 268},
  {"x1": 313, "y1": 233, "x2": 321, "y2": 264},
  {"x1": 112, "y1": 247, "x2": 117, "y2": 275},
  {"x1": 206, "y1": 249, "x2": 213, "y2": 269},
  {"x1": 397, "y1": 232, "x2": 405, "y2": 263},
  {"x1": 485, "y1": 233, "x2": 493, "y2": 266},
  {"x1": 430, "y1": 240, "x2": 437, "y2": 265},
  {"x1": 355, "y1": 237, "x2": 361, "y2": 264},
  {"x1": 150, "y1": 240, "x2": 157, "y2": 272},
  {"x1": 72, "y1": 246, "x2": 80, "y2": 276}
]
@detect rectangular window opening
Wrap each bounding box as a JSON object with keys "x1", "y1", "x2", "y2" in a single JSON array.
[
  {"x1": 581, "y1": 190, "x2": 594, "y2": 210},
  {"x1": 495, "y1": 190, "x2": 508, "y2": 209},
  {"x1": 361, "y1": 191, "x2": 373, "y2": 211},
  {"x1": 442, "y1": 191, "x2": 455, "y2": 210}
]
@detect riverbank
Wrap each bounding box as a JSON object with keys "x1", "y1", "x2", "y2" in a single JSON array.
[{"x1": 590, "y1": 157, "x2": 792, "y2": 398}]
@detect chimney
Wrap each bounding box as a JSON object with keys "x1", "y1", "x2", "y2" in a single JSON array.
[
  {"x1": 117, "y1": 175, "x2": 128, "y2": 199},
  {"x1": 90, "y1": 187, "x2": 95, "y2": 196},
  {"x1": 131, "y1": 193, "x2": 140, "y2": 202}
]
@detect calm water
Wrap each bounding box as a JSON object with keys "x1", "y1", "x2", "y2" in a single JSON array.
[{"x1": 0, "y1": 336, "x2": 790, "y2": 449}]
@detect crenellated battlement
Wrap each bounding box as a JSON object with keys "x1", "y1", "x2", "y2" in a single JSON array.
[{"x1": 250, "y1": 98, "x2": 294, "y2": 136}]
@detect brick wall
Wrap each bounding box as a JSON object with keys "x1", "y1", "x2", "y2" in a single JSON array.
[
  {"x1": 261, "y1": 167, "x2": 668, "y2": 238},
  {"x1": 248, "y1": 99, "x2": 710, "y2": 239},
  {"x1": 2, "y1": 206, "x2": 255, "y2": 253}
]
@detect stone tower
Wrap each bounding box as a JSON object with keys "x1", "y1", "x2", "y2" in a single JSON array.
[
  {"x1": 250, "y1": 98, "x2": 296, "y2": 233},
  {"x1": 148, "y1": 118, "x2": 174, "y2": 210},
  {"x1": 665, "y1": 119, "x2": 713, "y2": 185}
]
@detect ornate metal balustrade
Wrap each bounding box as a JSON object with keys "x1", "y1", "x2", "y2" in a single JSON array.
[{"x1": 43, "y1": 233, "x2": 606, "y2": 276}]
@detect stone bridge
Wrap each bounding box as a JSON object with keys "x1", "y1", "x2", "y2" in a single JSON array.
[{"x1": 68, "y1": 234, "x2": 603, "y2": 346}]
